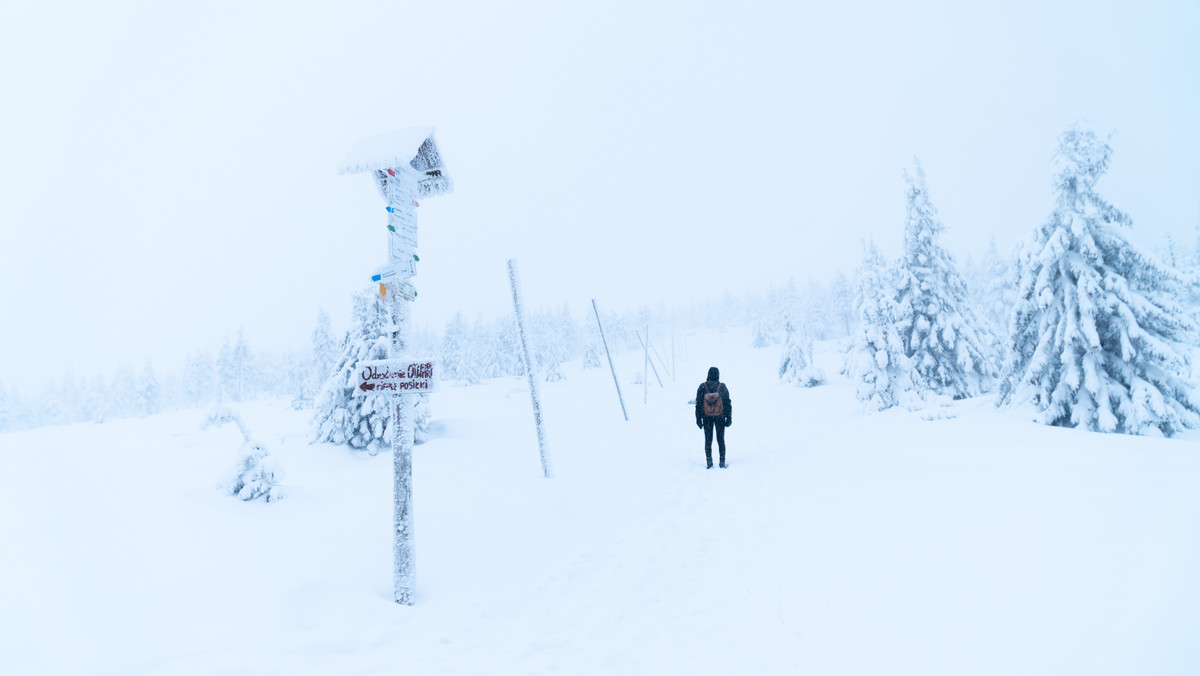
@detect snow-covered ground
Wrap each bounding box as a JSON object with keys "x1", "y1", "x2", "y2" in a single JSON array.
[{"x1": 4, "y1": 328, "x2": 1200, "y2": 675}]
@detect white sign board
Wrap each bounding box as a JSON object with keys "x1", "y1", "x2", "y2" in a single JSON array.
[
  {"x1": 392, "y1": 222, "x2": 418, "y2": 249},
  {"x1": 388, "y1": 208, "x2": 416, "y2": 229},
  {"x1": 387, "y1": 243, "x2": 418, "y2": 273},
  {"x1": 354, "y1": 359, "x2": 438, "y2": 395}
]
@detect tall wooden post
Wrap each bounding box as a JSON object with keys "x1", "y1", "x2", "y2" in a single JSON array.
[
  {"x1": 508, "y1": 259, "x2": 553, "y2": 478},
  {"x1": 339, "y1": 126, "x2": 453, "y2": 607},
  {"x1": 390, "y1": 294, "x2": 415, "y2": 605},
  {"x1": 592, "y1": 299, "x2": 628, "y2": 421}
]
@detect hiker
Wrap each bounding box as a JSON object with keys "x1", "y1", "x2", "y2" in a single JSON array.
[{"x1": 694, "y1": 366, "x2": 732, "y2": 469}]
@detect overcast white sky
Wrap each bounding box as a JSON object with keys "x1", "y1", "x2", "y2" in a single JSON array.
[{"x1": 1, "y1": 0, "x2": 1198, "y2": 394}]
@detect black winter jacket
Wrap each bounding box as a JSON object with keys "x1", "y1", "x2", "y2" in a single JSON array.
[{"x1": 695, "y1": 380, "x2": 732, "y2": 422}]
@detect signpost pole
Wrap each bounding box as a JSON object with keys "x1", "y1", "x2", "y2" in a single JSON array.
[
  {"x1": 390, "y1": 292, "x2": 416, "y2": 605},
  {"x1": 341, "y1": 126, "x2": 452, "y2": 608}
]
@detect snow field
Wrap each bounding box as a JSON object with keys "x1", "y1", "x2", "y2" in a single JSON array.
[{"x1": 3, "y1": 327, "x2": 1200, "y2": 674}]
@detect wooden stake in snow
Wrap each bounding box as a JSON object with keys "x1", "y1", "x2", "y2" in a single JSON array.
[
  {"x1": 508, "y1": 259, "x2": 553, "y2": 478},
  {"x1": 671, "y1": 333, "x2": 676, "y2": 383},
  {"x1": 636, "y1": 330, "x2": 664, "y2": 389},
  {"x1": 643, "y1": 326, "x2": 649, "y2": 404},
  {"x1": 592, "y1": 299, "x2": 628, "y2": 421}
]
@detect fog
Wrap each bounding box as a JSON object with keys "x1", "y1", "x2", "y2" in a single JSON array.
[{"x1": 1, "y1": 0, "x2": 1197, "y2": 393}]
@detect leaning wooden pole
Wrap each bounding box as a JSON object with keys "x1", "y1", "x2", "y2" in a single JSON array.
[
  {"x1": 508, "y1": 259, "x2": 553, "y2": 478},
  {"x1": 635, "y1": 330, "x2": 664, "y2": 388},
  {"x1": 592, "y1": 299, "x2": 628, "y2": 421}
]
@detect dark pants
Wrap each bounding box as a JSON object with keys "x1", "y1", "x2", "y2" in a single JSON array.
[{"x1": 703, "y1": 417, "x2": 726, "y2": 466}]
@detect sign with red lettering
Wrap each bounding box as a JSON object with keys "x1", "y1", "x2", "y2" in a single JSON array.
[{"x1": 354, "y1": 359, "x2": 438, "y2": 396}]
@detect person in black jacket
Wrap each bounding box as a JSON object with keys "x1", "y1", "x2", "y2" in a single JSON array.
[{"x1": 695, "y1": 366, "x2": 732, "y2": 469}]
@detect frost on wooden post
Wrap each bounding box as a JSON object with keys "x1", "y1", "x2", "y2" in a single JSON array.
[
  {"x1": 508, "y1": 259, "x2": 553, "y2": 478},
  {"x1": 204, "y1": 406, "x2": 286, "y2": 502},
  {"x1": 392, "y1": 395, "x2": 415, "y2": 605}
]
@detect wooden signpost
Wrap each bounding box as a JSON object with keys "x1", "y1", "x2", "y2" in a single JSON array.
[{"x1": 339, "y1": 126, "x2": 452, "y2": 606}]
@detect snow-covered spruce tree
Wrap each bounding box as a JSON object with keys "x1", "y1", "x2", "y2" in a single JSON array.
[
  {"x1": 310, "y1": 290, "x2": 393, "y2": 452},
  {"x1": 973, "y1": 237, "x2": 1017, "y2": 339},
  {"x1": 582, "y1": 319, "x2": 603, "y2": 370},
  {"x1": 893, "y1": 163, "x2": 998, "y2": 399},
  {"x1": 311, "y1": 290, "x2": 431, "y2": 451},
  {"x1": 138, "y1": 360, "x2": 161, "y2": 417},
  {"x1": 750, "y1": 315, "x2": 780, "y2": 348},
  {"x1": 109, "y1": 365, "x2": 137, "y2": 419},
  {"x1": 183, "y1": 350, "x2": 216, "y2": 408},
  {"x1": 829, "y1": 272, "x2": 855, "y2": 337},
  {"x1": 800, "y1": 281, "x2": 833, "y2": 340},
  {"x1": 779, "y1": 317, "x2": 825, "y2": 387},
  {"x1": 231, "y1": 328, "x2": 254, "y2": 402},
  {"x1": 998, "y1": 127, "x2": 1200, "y2": 436},
  {"x1": 310, "y1": 308, "x2": 339, "y2": 396},
  {"x1": 441, "y1": 312, "x2": 477, "y2": 383},
  {"x1": 846, "y1": 241, "x2": 919, "y2": 410}
]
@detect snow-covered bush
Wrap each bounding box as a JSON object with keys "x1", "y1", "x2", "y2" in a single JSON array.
[
  {"x1": 779, "y1": 319, "x2": 825, "y2": 387},
  {"x1": 221, "y1": 440, "x2": 286, "y2": 503},
  {"x1": 203, "y1": 406, "x2": 285, "y2": 503},
  {"x1": 998, "y1": 127, "x2": 1200, "y2": 436}
]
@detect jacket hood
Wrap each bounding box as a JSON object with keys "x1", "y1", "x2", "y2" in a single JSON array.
[{"x1": 706, "y1": 366, "x2": 720, "y2": 382}]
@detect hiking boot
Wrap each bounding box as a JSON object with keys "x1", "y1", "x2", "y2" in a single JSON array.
[
  {"x1": 706, "y1": 461, "x2": 713, "y2": 469},
  {"x1": 719, "y1": 461, "x2": 727, "y2": 469}
]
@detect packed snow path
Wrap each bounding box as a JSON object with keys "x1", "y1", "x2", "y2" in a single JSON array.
[{"x1": 3, "y1": 328, "x2": 1199, "y2": 674}]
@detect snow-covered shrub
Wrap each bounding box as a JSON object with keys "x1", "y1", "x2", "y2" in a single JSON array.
[
  {"x1": 998, "y1": 127, "x2": 1200, "y2": 436},
  {"x1": 582, "y1": 340, "x2": 603, "y2": 369},
  {"x1": 204, "y1": 406, "x2": 285, "y2": 503},
  {"x1": 779, "y1": 319, "x2": 825, "y2": 387},
  {"x1": 221, "y1": 440, "x2": 286, "y2": 503}
]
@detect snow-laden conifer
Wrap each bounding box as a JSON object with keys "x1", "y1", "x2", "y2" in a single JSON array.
[
  {"x1": 750, "y1": 316, "x2": 779, "y2": 348},
  {"x1": 829, "y1": 272, "x2": 855, "y2": 336},
  {"x1": 893, "y1": 163, "x2": 998, "y2": 398},
  {"x1": 847, "y1": 242, "x2": 919, "y2": 410},
  {"x1": 975, "y1": 237, "x2": 1017, "y2": 339},
  {"x1": 998, "y1": 127, "x2": 1200, "y2": 436},
  {"x1": 779, "y1": 317, "x2": 825, "y2": 387},
  {"x1": 441, "y1": 312, "x2": 477, "y2": 383},
  {"x1": 310, "y1": 290, "x2": 431, "y2": 451},
  {"x1": 311, "y1": 308, "x2": 339, "y2": 394},
  {"x1": 310, "y1": 290, "x2": 393, "y2": 451},
  {"x1": 137, "y1": 361, "x2": 161, "y2": 416}
]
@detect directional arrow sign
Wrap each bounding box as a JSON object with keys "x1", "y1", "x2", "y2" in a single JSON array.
[
  {"x1": 372, "y1": 259, "x2": 417, "y2": 281},
  {"x1": 354, "y1": 359, "x2": 438, "y2": 395}
]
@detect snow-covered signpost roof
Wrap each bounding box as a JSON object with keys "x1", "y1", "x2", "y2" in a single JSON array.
[
  {"x1": 340, "y1": 126, "x2": 452, "y2": 606},
  {"x1": 338, "y1": 126, "x2": 453, "y2": 199}
]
